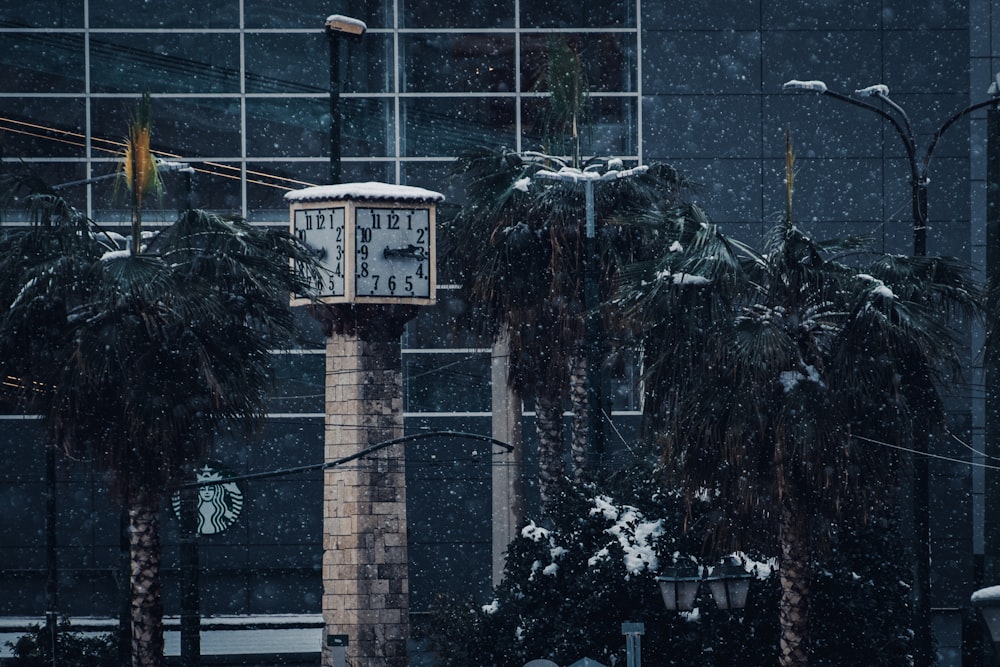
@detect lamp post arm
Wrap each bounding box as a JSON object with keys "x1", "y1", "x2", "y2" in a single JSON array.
[
  {"x1": 821, "y1": 88, "x2": 919, "y2": 183},
  {"x1": 873, "y1": 90, "x2": 915, "y2": 149},
  {"x1": 924, "y1": 97, "x2": 1000, "y2": 178}
]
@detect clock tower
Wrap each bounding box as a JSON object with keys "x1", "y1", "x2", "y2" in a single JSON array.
[
  {"x1": 287, "y1": 182, "x2": 441, "y2": 306},
  {"x1": 285, "y1": 183, "x2": 443, "y2": 667}
]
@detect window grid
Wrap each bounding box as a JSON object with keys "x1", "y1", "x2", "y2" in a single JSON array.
[{"x1": 1, "y1": 3, "x2": 641, "y2": 224}]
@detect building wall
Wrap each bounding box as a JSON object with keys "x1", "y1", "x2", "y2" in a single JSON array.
[{"x1": 0, "y1": 0, "x2": 996, "y2": 663}]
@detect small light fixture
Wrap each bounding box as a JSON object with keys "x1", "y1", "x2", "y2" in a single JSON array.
[
  {"x1": 972, "y1": 586, "x2": 1000, "y2": 662},
  {"x1": 657, "y1": 565, "x2": 701, "y2": 611},
  {"x1": 325, "y1": 14, "x2": 366, "y2": 36},
  {"x1": 704, "y1": 556, "x2": 752, "y2": 611},
  {"x1": 658, "y1": 557, "x2": 752, "y2": 613}
]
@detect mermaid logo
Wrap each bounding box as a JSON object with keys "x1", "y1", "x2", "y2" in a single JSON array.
[{"x1": 171, "y1": 463, "x2": 244, "y2": 535}]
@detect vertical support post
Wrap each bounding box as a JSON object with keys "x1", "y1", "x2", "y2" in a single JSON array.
[
  {"x1": 985, "y1": 106, "x2": 1000, "y2": 591},
  {"x1": 118, "y1": 507, "x2": 131, "y2": 666},
  {"x1": 179, "y1": 481, "x2": 200, "y2": 667},
  {"x1": 323, "y1": 318, "x2": 411, "y2": 667},
  {"x1": 44, "y1": 442, "x2": 57, "y2": 664},
  {"x1": 622, "y1": 621, "x2": 644, "y2": 667},
  {"x1": 491, "y1": 333, "x2": 524, "y2": 585},
  {"x1": 912, "y1": 163, "x2": 933, "y2": 667},
  {"x1": 582, "y1": 180, "x2": 605, "y2": 472}
]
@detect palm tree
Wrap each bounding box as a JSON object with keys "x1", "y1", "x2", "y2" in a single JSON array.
[
  {"x1": 0, "y1": 180, "x2": 317, "y2": 666},
  {"x1": 616, "y1": 144, "x2": 980, "y2": 666},
  {"x1": 447, "y1": 148, "x2": 696, "y2": 507}
]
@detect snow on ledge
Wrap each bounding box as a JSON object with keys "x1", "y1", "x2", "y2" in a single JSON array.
[{"x1": 285, "y1": 182, "x2": 444, "y2": 204}]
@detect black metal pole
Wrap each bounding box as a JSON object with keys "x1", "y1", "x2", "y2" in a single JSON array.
[
  {"x1": 583, "y1": 181, "x2": 605, "y2": 473},
  {"x1": 118, "y1": 506, "x2": 131, "y2": 666},
  {"x1": 786, "y1": 84, "x2": 1000, "y2": 667},
  {"x1": 985, "y1": 105, "x2": 1000, "y2": 666},
  {"x1": 327, "y1": 28, "x2": 341, "y2": 185},
  {"x1": 44, "y1": 442, "x2": 57, "y2": 665},
  {"x1": 179, "y1": 480, "x2": 200, "y2": 667}
]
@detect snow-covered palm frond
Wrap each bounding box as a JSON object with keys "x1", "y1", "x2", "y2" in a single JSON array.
[{"x1": 620, "y1": 204, "x2": 981, "y2": 551}]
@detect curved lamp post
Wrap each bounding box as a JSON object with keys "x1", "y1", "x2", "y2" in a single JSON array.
[
  {"x1": 782, "y1": 77, "x2": 1000, "y2": 256},
  {"x1": 972, "y1": 586, "x2": 1000, "y2": 664},
  {"x1": 783, "y1": 77, "x2": 1000, "y2": 667}
]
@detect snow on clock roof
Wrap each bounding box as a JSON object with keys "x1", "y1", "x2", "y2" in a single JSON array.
[{"x1": 284, "y1": 182, "x2": 445, "y2": 204}]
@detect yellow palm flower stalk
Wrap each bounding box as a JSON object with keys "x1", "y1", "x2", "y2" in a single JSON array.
[{"x1": 120, "y1": 93, "x2": 163, "y2": 254}]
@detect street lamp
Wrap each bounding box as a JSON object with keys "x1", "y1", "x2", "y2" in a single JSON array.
[
  {"x1": 325, "y1": 14, "x2": 366, "y2": 185},
  {"x1": 783, "y1": 77, "x2": 1000, "y2": 667},
  {"x1": 657, "y1": 556, "x2": 752, "y2": 613},
  {"x1": 782, "y1": 78, "x2": 1000, "y2": 255},
  {"x1": 532, "y1": 160, "x2": 648, "y2": 472},
  {"x1": 972, "y1": 586, "x2": 1000, "y2": 664}
]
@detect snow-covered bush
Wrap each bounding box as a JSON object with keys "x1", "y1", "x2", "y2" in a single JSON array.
[
  {"x1": 427, "y1": 468, "x2": 775, "y2": 666},
  {"x1": 428, "y1": 465, "x2": 914, "y2": 666}
]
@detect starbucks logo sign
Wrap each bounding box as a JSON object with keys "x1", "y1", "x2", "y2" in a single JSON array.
[{"x1": 171, "y1": 463, "x2": 244, "y2": 535}]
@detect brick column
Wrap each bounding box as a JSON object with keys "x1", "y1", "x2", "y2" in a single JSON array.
[{"x1": 322, "y1": 330, "x2": 409, "y2": 666}]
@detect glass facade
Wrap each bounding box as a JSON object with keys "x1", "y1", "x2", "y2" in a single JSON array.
[
  {"x1": 0, "y1": 0, "x2": 643, "y2": 637},
  {"x1": 0, "y1": 0, "x2": 640, "y2": 223},
  {"x1": 1, "y1": 0, "x2": 997, "y2": 663}
]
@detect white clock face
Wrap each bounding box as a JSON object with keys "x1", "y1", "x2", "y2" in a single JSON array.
[
  {"x1": 292, "y1": 207, "x2": 346, "y2": 297},
  {"x1": 354, "y1": 207, "x2": 432, "y2": 298}
]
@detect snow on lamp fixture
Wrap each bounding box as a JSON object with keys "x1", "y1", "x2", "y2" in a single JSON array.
[
  {"x1": 782, "y1": 79, "x2": 828, "y2": 93},
  {"x1": 325, "y1": 14, "x2": 366, "y2": 35}
]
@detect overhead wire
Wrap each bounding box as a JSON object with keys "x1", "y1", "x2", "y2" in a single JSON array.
[{"x1": 0, "y1": 115, "x2": 318, "y2": 192}]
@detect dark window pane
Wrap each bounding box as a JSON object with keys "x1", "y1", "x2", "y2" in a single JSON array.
[
  {"x1": 246, "y1": 33, "x2": 326, "y2": 95},
  {"x1": 245, "y1": 32, "x2": 391, "y2": 94},
  {"x1": 400, "y1": 0, "x2": 514, "y2": 28},
  {"x1": 247, "y1": 161, "x2": 328, "y2": 222},
  {"x1": 90, "y1": 33, "x2": 240, "y2": 93},
  {"x1": 402, "y1": 97, "x2": 515, "y2": 157},
  {"x1": 246, "y1": 98, "x2": 329, "y2": 159},
  {"x1": 2, "y1": 1, "x2": 84, "y2": 28},
  {"x1": 0, "y1": 163, "x2": 88, "y2": 217},
  {"x1": 522, "y1": 96, "x2": 638, "y2": 156},
  {"x1": 522, "y1": 0, "x2": 635, "y2": 28},
  {"x1": 342, "y1": 97, "x2": 395, "y2": 155},
  {"x1": 521, "y1": 33, "x2": 636, "y2": 93},
  {"x1": 88, "y1": 0, "x2": 237, "y2": 28},
  {"x1": 0, "y1": 97, "x2": 86, "y2": 158},
  {"x1": 0, "y1": 32, "x2": 85, "y2": 92},
  {"x1": 404, "y1": 294, "x2": 490, "y2": 349},
  {"x1": 244, "y1": 0, "x2": 388, "y2": 29},
  {"x1": 246, "y1": 97, "x2": 393, "y2": 159},
  {"x1": 269, "y1": 352, "x2": 325, "y2": 414},
  {"x1": 401, "y1": 34, "x2": 514, "y2": 93},
  {"x1": 91, "y1": 97, "x2": 242, "y2": 158},
  {"x1": 400, "y1": 162, "x2": 467, "y2": 205},
  {"x1": 404, "y1": 353, "x2": 490, "y2": 413}
]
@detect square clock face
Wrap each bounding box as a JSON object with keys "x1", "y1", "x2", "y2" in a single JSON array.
[
  {"x1": 354, "y1": 207, "x2": 432, "y2": 298},
  {"x1": 292, "y1": 207, "x2": 346, "y2": 297}
]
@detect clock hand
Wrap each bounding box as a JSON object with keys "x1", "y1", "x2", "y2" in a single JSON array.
[{"x1": 383, "y1": 244, "x2": 426, "y2": 260}]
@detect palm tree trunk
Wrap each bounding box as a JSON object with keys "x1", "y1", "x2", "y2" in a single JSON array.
[
  {"x1": 535, "y1": 391, "x2": 565, "y2": 510},
  {"x1": 567, "y1": 351, "x2": 588, "y2": 483},
  {"x1": 778, "y1": 493, "x2": 811, "y2": 667},
  {"x1": 128, "y1": 488, "x2": 164, "y2": 667}
]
